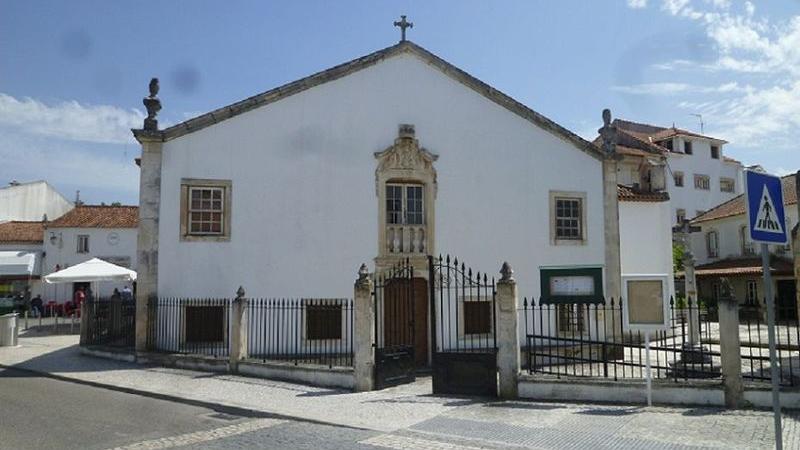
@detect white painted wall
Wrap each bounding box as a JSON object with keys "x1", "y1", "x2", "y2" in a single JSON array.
[
  {"x1": 619, "y1": 200, "x2": 676, "y2": 304},
  {"x1": 0, "y1": 181, "x2": 73, "y2": 222},
  {"x1": 665, "y1": 138, "x2": 742, "y2": 224},
  {"x1": 157, "y1": 52, "x2": 607, "y2": 301},
  {"x1": 42, "y1": 227, "x2": 138, "y2": 302}
]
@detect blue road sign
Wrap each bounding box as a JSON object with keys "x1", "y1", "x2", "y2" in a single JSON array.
[{"x1": 744, "y1": 170, "x2": 788, "y2": 244}]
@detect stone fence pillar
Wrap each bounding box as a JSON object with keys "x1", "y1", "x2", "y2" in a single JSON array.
[
  {"x1": 718, "y1": 278, "x2": 743, "y2": 408},
  {"x1": 229, "y1": 286, "x2": 248, "y2": 374},
  {"x1": 353, "y1": 264, "x2": 375, "y2": 392},
  {"x1": 496, "y1": 262, "x2": 520, "y2": 399}
]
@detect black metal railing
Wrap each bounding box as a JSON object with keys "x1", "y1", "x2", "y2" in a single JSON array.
[
  {"x1": 146, "y1": 297, "x2": 230, "y2": 358},
  {"x1": 246, "y1": 298, "x2": 353, "y2": 368},
  {"x1": 523, "y1": 296, "x2": 721, "y2": 381},
  {"x1": 84, "y1": 299, "x2": 136, "y2": 348},
  {"x1": 740, "y1": 298, "x2": 800, "y2": 387}
]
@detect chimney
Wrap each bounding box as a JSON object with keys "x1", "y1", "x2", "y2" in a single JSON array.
[{"x1": 75, "y1": 190, "x2": 82, "y2": 206}]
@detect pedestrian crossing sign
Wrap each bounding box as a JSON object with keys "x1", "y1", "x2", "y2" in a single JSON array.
[{"x1": 745, "y1": 170, "x2": 788, "y2": 244}]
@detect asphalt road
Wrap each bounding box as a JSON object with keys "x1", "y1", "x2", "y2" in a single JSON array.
[{"x1": 0, "y1": 367, "x2": 378, "y2": 450}]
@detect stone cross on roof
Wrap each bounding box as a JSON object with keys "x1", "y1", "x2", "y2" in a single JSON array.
[{"x1": 394, "y1": 15, "x2": 413, "y2": 42}]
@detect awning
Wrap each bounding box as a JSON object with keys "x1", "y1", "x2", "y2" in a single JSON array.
[
  {"x1": 44, "y1": 258, "x2": 137, "y2": 284},
  {"x1": 0, "y1": 251, "x2": 40, "y2": 277}
]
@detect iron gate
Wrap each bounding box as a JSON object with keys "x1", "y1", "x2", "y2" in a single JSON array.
[
  {"x1": 373, "y1": 259, "x2": 416, "y2": 389},
  {"x1": 429, "y1": 254, "x2": 498, "y2": 396}
]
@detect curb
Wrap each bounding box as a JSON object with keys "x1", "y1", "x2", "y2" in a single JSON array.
[{"x1": 0, "y1": 363, "x2": 370, "y2": 431}]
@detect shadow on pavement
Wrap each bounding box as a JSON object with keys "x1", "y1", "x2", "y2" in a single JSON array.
[{"x1": 0, "y1": 342, "x2": 143, "y2": 374}]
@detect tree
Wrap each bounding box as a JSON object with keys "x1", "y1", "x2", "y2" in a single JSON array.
[{"x1": 672, "y1": 243, "x2": 684, "y2": 273}]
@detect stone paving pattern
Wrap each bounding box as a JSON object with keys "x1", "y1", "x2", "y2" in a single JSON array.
[{"x1": 2, "y1": 335, "x2": 800, "y2": 449}]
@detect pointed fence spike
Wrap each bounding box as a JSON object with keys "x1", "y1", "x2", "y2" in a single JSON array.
[{"x1": 609, "y1": 297, "x2": 614, "y2": 307}]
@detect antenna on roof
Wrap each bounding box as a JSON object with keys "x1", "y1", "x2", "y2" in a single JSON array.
[{"x1": 690, "y1": 113, "x2": 704, "y2": 134}]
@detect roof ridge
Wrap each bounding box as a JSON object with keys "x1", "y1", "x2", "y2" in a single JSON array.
[{"x1": 134, "y1": 41, "x2": 603, "y2": 159}]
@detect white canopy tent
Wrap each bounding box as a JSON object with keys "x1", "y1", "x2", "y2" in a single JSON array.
[
  {"x1": 44, "y1": 258, "x2": 137, "y2": 303},
  {"x1": 44, "y1": 258, "x2": 137, "y2": 284}
]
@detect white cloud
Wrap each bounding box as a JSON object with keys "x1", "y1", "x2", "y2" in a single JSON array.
[
  {"x1": 0, "y1": 128, "x2": 139, "y2": 202},
  {"x1": 627, "y1": 0, "x2": 648, "y2": 9},
  {"x1": 612, "y1": 82, "x2": 746, "y2": 95},
  {"x1": 0, "y1": 93, "x2": 143, "y2": 144}
]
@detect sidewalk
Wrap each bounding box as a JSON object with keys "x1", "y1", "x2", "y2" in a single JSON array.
[{"x1": 2, "y1": 335, "x2": 800, "y2": 449}]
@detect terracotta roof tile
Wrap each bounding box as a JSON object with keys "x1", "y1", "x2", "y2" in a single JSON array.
[
  {"x1": 47, "y1": 205, "x2": 138, "y2": 229},
  {"x1": 695, "y1": 256, "x2": 794, "y2": 277},
  {"x1": 617, "y1": 185, "x2": 670, "y2": 202},
  {"x1": 692, "y1": 174, "x2": 797, "y2": 224},
  {"x1": 0, "y1": 221, "x2": 44, "y2": 243}
]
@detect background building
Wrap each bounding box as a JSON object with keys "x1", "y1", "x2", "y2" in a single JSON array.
[
  {"x1": 43, "y1": 205, "x2": 138, "y2": 303},
  {"x1": 0, "y1": 180, "x2": 73, "y2": 222}
]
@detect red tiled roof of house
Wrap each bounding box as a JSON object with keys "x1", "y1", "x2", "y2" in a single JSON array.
[
  {"x1": 47, "y1": 205, "x2": 138, "y2": 229},
  {"x1": 695, "y1": 256, "x2": 794, "y2": 277},
  {"x1": 0, "y1": 221, "x2": 45, "y2": 243},
  {"x1": 614, "y1": 119, "x2": 727, "y2": 144},
  {"x1": 692, "y1": 174, "x2": 797, "y2": 224},
  {"x1": 617, "y1": 185, "x2": 670, "y2": 202}
]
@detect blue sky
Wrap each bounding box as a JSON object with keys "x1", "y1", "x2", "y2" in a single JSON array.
[{"x1": 1, "y1": 1, "x2": 798, "y2": 205}]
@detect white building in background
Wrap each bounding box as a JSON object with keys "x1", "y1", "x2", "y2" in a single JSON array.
[
  {"x1": 0, "y1": 180, "x2": 73, "y2": 222},
  {"x1": 43, "y1": 205, "x2": 139, "y2": 303},
  {"x1": 690, "y1": 174, "x2": 798, "y2": 320},
  {"x1": 0, "y1": 221, "x2": 45, "y2": 302},
  {"x1": 603, "y1": 120, "x2": 743, "y2": 226}
]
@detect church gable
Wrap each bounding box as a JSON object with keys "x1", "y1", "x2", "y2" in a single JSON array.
[{"x1": 135, "y1": 41, "x2": 602, "y2": 160}]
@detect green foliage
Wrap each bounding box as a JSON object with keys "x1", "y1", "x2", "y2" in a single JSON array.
[{"x1": 673, "y1": 243, "x2": 685, "y2": 273}]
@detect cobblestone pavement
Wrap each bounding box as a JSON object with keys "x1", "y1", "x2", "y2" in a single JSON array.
[
  {"x1": 4, "y1": 335, "x2": 800, "y2": 449},
  {"x1": 108, "y1": 402, "x2": 800, "y2": 449}
]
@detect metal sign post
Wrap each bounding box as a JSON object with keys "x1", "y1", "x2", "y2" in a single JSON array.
[
  {"x1": 744, "y1": 169, "x2": 786, "y2": 450},
  {"x1": 645, "y1": 331, "x2": 652, "y2": 407}
]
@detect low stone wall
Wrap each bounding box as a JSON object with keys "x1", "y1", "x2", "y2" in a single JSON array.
[
  {"x1": 79, "y1": 345, "x2": 353, "y2": 390},
  {"x1": 519, "y1": 374, "x2": 800, "y2": 409},
  {"x1": 239, "y1": 360, "x2": 354, "y2": 390}
]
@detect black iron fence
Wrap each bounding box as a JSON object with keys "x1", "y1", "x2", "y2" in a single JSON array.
[
  {"x1": 523, "y1": 297, "x2": 722, "y2": 381},
  {"x1": 739, "y1": 298, "x2": 800, "y2": 387},
  {"x1": 246, "y1": 298, "x2": 353, "y2": 368},
  {"x1": 84, "y1": 299, "x2": 136, "y2": 347},
  {"x1": 146, "y1": 297, "x2": 230, "y2": 358}
]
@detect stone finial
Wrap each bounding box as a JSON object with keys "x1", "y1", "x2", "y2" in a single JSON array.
[
  {"x1": 398, "y1": 124, "x2": 415, "y2": 139},
  {"x1": 236, "y1": 286, "x2": 245, "y2": 299},
  {"x1": 143, "y1": 77, "x2": 162, "y2": 131},
  {"x1": 719, "y1": 278, "x2": 734, "y2": 301},
  {"x1": 499, "y1": 261, "x2": 514, "y2": 282},
  {"x1": 598, "y1": 108, "x2": 617, "y2": 157},
  {"x1": 357, "y1": 263, "x2": 370, "y2": 282}
]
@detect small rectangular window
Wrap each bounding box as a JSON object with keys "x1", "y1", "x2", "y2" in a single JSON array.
[
  {"x1": 746, "y1": 280, "x2": 758, "y2": 305},
  {"x1": 684, "y1": 140, "x2": 693, "y2": 155},
  {"x1": 676, "y1": 209, "x2": 686, "y2": 225},
  {"x1": 188, "y1": 187, "x2": 225, "y2": 235},
  {"x1": 720, "y1": 178, "x2": 735, "y2": 193},
  {"x1": 711, "y1": 145, "x2": 720, "y2": 159},
  {"x1": 180, "y1": 180, "x2": 232, "y2": 242},
  {"x1": 663, "y1": 140, "x2": 673, "y2": 151},
  {"x1": 386, "y1": 184, "x2": 424, "y2": 226},
  {"x1": 386, "y1": 185, "x2": 403, "y2": 225},
  {"x1": 306, "y1": 302, "x2": 342, "y2": 340},
  {"x1": 673, "y1": 171, "x2": 684, "y2": 187},
  {"x1": 694, "y1": 175, "x2": 710, "y2": 190},
  {"x1": 706, "y1": 231, "x2": 719, "y2": 258},
  {"x1": 77, "y1": 235, "x2": 89, "y2": 253},
  {"x1": 555, "y1": 198, "x2": 582, "y2": 240}
]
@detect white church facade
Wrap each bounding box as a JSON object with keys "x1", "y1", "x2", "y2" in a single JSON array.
[{"x1": 132, "y1": 40, "x2": 674, "y2": 354}]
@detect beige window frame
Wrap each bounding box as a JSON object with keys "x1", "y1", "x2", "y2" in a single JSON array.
[
  {"x1": 549, "y1": 191, "x2": 587, "y2": 245},
  {"x1": 180, "y1": 178, "x2": 232, "y2": 242},
  {"x1": 706, "y1": 230, "x2": 719, "y2": 258}
]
